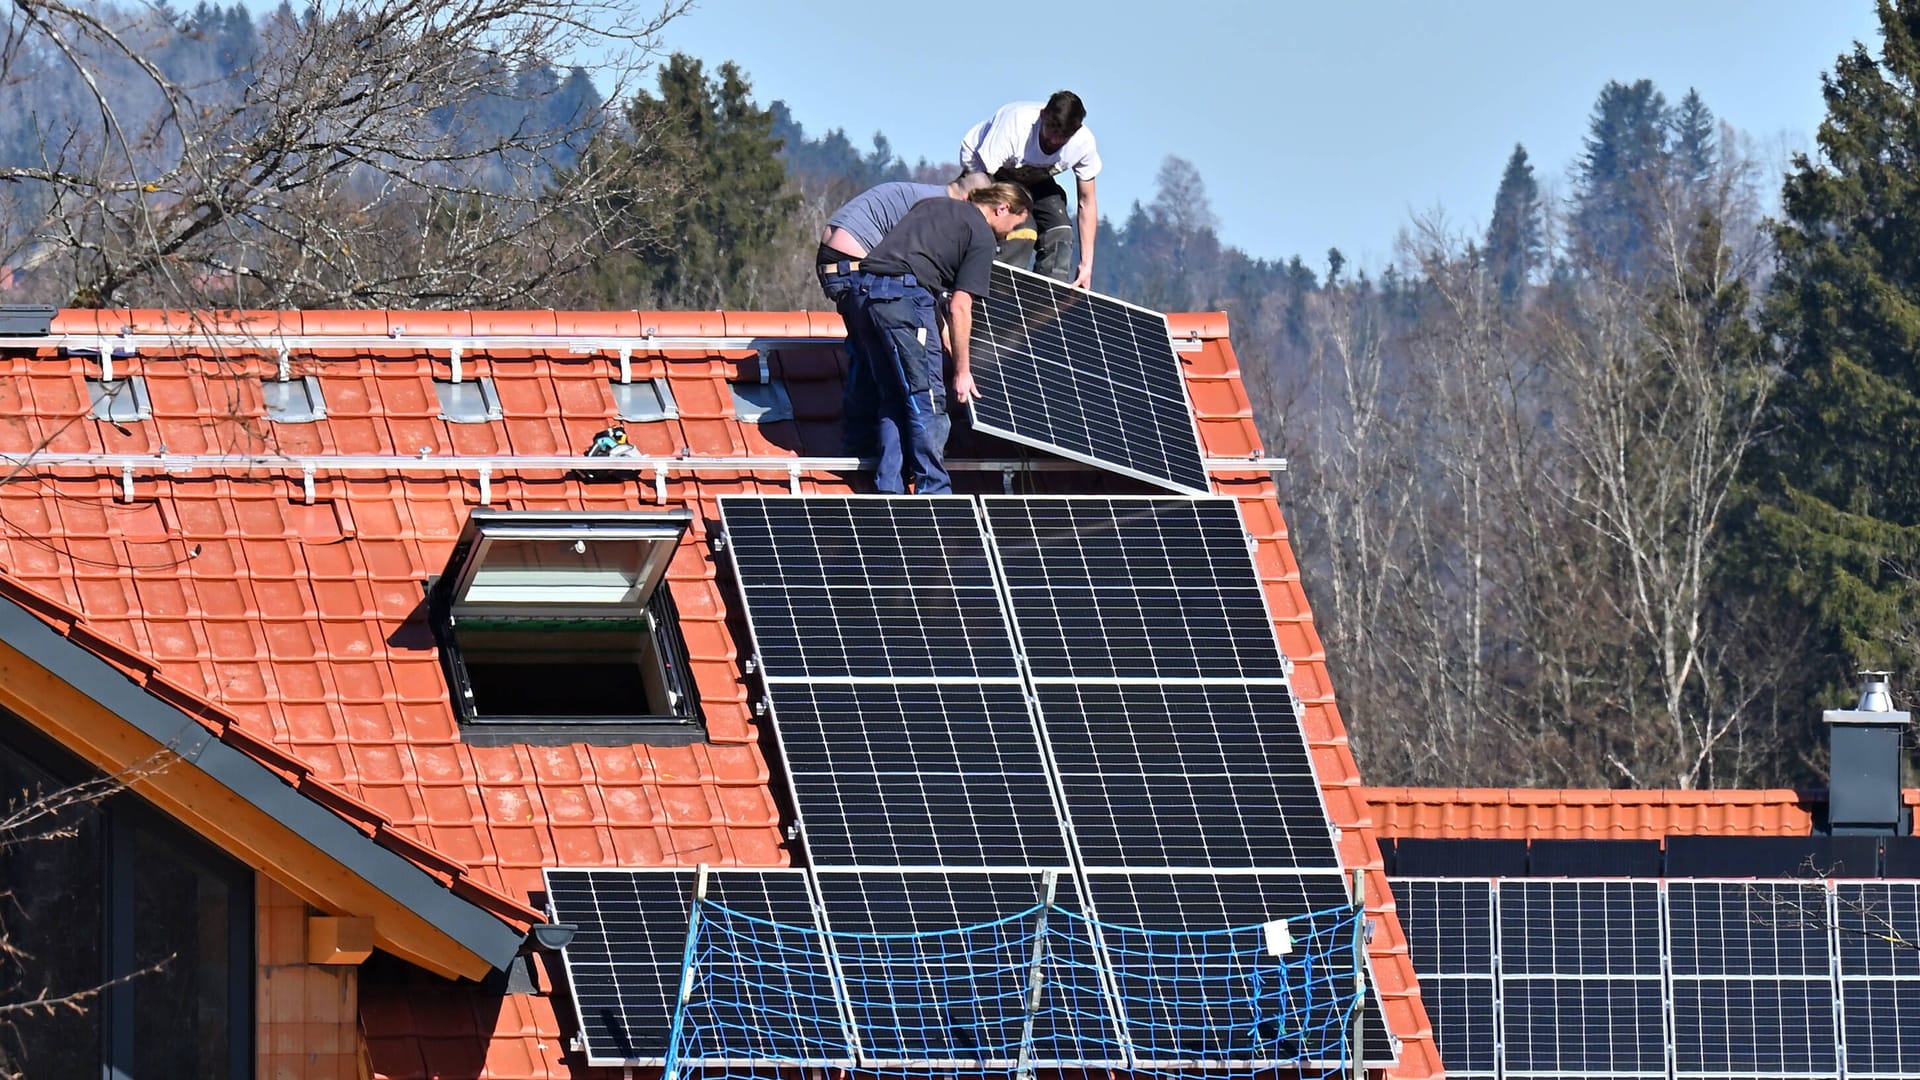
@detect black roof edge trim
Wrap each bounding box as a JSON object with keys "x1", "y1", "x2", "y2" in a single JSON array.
[{"x1": 0, "y1": 593, "x2": 525, "y2": 972}]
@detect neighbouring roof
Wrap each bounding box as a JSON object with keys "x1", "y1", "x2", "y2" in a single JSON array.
[
  {"x1": 1362, "y1": 786, "x2": 1920, "y2": 841},
  {"x1": 0, "y1": 307, "x2": 1438, "y2": 1079}
]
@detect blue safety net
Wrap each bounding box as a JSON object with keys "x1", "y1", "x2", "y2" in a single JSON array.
[{"x1": 661, "y1": 894, "x2": 1367, "y2": 1079}]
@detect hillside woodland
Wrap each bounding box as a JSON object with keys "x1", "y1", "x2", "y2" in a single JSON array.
[{"x1": 8, "y1": 0, "x2": 1920, "y2": 788}]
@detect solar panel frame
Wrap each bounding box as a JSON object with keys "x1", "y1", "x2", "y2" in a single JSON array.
[
  {"x1": 544, "y1": 867, "x2": 849, "y2": 1067},
  {"x1": 968, "y1": 262, "x2": 1212, "y2": 496}
]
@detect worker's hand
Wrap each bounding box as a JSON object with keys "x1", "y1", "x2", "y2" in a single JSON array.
[
  {"x1": 1070, "y1": 266, "x2": 1092, "y2": 290},
  {"x1": 954, "y1": 370, "x2": 978, "y2": 404}
]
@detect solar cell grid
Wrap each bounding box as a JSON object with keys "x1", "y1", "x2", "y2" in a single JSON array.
[
  {"x1": 773, "y1": 682, "x2": 1068, "y2": 868},
  {"x1": 1040, "y1": 681, "x2": 1336, "y2": 870},
  {"x1": 1841, "y1": 978, "x2": 1920, "y2": 1075},
  {"x1": 984, "y1": 497, "x2": 1284, "y2": 681},
  {"x1": 1084, "y1": 871, "x2": 1393, "y2": 1062},
  {"x1": 1835, "y1": 881, "x2": 1920, "y2": 977},
  {"x1": 1396, "y1": 879, "x2": 1495, "y2": 975},
  {"x1": 811, "y1": 870, "x2": 1115, "y2": 1063},
  {"x1": 545, "y1": 868, "x2": 844, "y2": 1065},
  {"x1": 1497, "y1": 880, "x2": 1662, "y2": 976},
  {"x1": 1417, "y1": 977, "x2": 1497, "y2": 1074},
  {"x1": 1499, "y1": 977, "x2": 1666, "y2": 1075},
  {"x1": 1668, "y1": 880, "x2": 1834, "y2": 976},
  {"x1": 969, "y1": 263, "x2": 1210, "y2": 495},
  {"x1": 1671, "y1": 978, "x2": 1837, "y2": 1075},
  {"x1": 720, "y1": 496, "x2": 1017, "y2": 680}
]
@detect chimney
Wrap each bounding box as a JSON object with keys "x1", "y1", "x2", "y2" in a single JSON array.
[{"x1": 1823, "y1": 672, "x2": 1912, "y2": 836}]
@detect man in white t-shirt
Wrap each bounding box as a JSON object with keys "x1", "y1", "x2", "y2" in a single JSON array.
[{"x1": 957, "y1": 90, "x2": 1101, "y2": 289}]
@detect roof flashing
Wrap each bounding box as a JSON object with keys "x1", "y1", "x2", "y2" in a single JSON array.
[
  {"x1": 88, "y1": 375, "x2": 152, "y2": 422},
  {"x1": 435, "y1": 376, "x2": 502, "y2": 424},
  {"x1": 263, "y1": 374, "x2": 328, "y2": 423},
  {"x1": 611, "y1": 377, "x2": 678, "y2": 422},
  {"x1": 731, "y1": 379, "x2": 794, "y2": 424}
]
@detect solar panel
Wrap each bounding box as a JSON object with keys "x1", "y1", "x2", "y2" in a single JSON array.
[
  {"x1": 769, "y1": 681, "x2": 1068, "y2": 868},
  {"x1": 1669, "y1": 880, "x2": 1833, "y2": 977},
  {"x1": 968, "y1": 262, "x2": 1210, "y2": 495},
  {"x1": 811, "y1": 869, "x2": 1115, "y2": 1065},
  {"x1": 1083, "y1": 871, "x2": 1394, "y2": 1064},
  {"x1": 1396, "y1": 879, "x2": 1494, "y2": 975},
  {"x1": 1416, "y1": 977, "x2": 1497, "y2": 1075},
  {"x1": 720, "y1": 495, "x2": 1071, "y2": 869},
  {"x1": 1498, "y1": 879, "x2": 1661, "y2": 976},
  {"x1": 721, "y1": 496, "x2": 1016, "y2": 680},
  {"x1": 1841, "y1": 978, "x2": 1920, "y2": 1075},
  {"x1": 544, "y1": 868, "x2": 844, "y2": 1065},
  {"x1": 1672, "y1": 979, "x2": 1836, "y2": 1075},
  {"x1": 985, "y1": 496, "x2": 1285, "y2": 680},
  {"x1": 1038, "y1": 681, "x2": 1335, "y2": 869},
  {"x1": 1836, "y1": 882, "x2": 1920, "y2": 1077},
  {"x1": 1500, "y1": 977, "x2": 1666, "y2": 1075}
]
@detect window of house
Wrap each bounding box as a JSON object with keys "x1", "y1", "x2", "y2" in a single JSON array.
[
  {"x1": 0, "y1": 712, "x2": 252, "y2": 1078},
  {"x1": 432, "y1": 510, "x2": 701, "y2": 743}
]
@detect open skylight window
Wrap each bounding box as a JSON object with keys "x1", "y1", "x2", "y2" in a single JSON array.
[{"x1": 432, "y1": 510, "x2": 700, "y2": 743}]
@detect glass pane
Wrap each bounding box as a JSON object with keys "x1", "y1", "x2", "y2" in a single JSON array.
[
  {"x1": 0, "y1": 740, "x2": 103, "y2": 1077},
  {"x1": 463, "y1": 538, "x2": 658, "y2": 605},
  {"x1": 132, "y1": 823, "x2": 238, "y2": 1079}
]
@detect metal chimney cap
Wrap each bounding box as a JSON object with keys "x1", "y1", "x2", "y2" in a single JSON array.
[{"x1": 1825, "y1": 671, "x2": 1911, "y2": 726}]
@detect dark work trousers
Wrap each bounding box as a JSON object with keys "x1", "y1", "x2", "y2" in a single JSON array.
[
  {"x1": 817, "y1": 243, "x2": 876, "y2": 456},
  {"x1": 846, "y1": 271, "x2": 950, "y2": 494},
  {"x1": 992, "y1": 169, "x2": 1074, "y2": 282}
]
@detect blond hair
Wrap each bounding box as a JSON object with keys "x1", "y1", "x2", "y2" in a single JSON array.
[{"x1": 969, "y1": 182, "x2": 1031, "y2": 216}]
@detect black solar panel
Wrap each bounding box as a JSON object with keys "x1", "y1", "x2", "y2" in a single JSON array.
[
  {"x1": 1498, "y1": 879, "x2": 1662, "y2": 976},
  {"x1": 986, "y1": 497, "x2": 1284, "y2": 679},
  {"x1": 1396, "y1": 879, "x2": 1494, "y2": 975},
  {"x1": 1039, "y1": 681, "x2": 1335, "y2": 869},
  {"x1": 1672, "y1": 978, "x2": 1837, "y2": 1074},
  {"x1": 1393, "y1": 838, "x2": 1527, "y2": 877},
  {"x1": 1526, "y1": 838, "x2": 1665, "y2": 877},
  {"x1": 1669, "y1": 880, "x2": 1833, "y2": 976},
  {"x1": 722, "y1": 496, "x2": 1016, "y2": 680},
  {"x1": 1500, "y1": 976, "x2": 1667, "y2": 1074},
  {"x1": 1841, "y1": 977, "x2": 1920, "y2": 1074},
  {"x1": 812, "y1": 869, "x2": 1114, "y2": 1064},
  {"x1": 771, "y1": 681, "x2": 1067, "y2": 868},
  {"x1": 1417, "y1": 977, "x2": 1496, "y2": 1075},
  {"x1": 544, "y1": 868, "x2": 843, "y2": 1065},
  {"x1": 1084, "y1": 871, "x2": 1393, "y2": 1063},
  {"x1": 969, "y1": 262, "x2": 1210, "y2": 495},
  {"x1": 1835, "y1": 881, "x2": 1920, "y2": 977}
]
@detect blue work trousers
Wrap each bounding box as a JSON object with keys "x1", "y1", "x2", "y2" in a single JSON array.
[
  {"x1": 819, "y1": 253, "x2": 878, "y2": 456},
  {"x1": 846, "y1": 271, "x2": 950, "y2": 495}
]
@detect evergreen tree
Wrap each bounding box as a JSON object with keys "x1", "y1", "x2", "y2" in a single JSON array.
[
  {"x1": 1746, "y1": 0, "x2": 1920, "y2": 694},
  {"x1": 624, "y1": 54, "x2": 800, "y2": 307},
  {"x1": 1572, "y1": 79, "x2": 1671, "y2": 279},
  {"x1": 1484, "y1": 143, "x2": 1543, "y2": 305},
  {"x1": 1671, "y1": 87, "x2": 1717, "y2": 186}
]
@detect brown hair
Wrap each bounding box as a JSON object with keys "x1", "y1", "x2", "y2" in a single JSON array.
[
  {"x1": 1042, "y1": 90, "x2": 1086, "y2": 136},
  {"x1": 969, "y1": 182, "x2": 1031, "y2": 216}
]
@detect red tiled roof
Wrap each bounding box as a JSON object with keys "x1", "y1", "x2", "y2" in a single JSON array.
[
  {"x1": 0, "y1": 307, "x2": 1437, "y2": 1079},
  {"x1": 1362, "y1": 786, "x2": 1920, "y2": 840}
]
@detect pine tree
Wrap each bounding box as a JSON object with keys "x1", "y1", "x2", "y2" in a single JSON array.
[
  {"x1": 1572, "y1": 79, "x2": 1671, "y2": 279},
  {"x1": 1671, "y1": 88, "x2": 1717, "y2": 186},
  {"x1": 1747, "y1": 0, "x2": 1920, "y2": 690},
  {"x1": 623, "y1": 53, "x2": 800, "y2": 307},
  {"x1": 1484, "y1": 143, "x2": 1543, "y2": 305}
]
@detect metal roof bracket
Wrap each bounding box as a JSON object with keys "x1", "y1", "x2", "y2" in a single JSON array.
[
  {"x1": 449, "y1": 346, "x2": 463, "y2": 385},
  {"x1": 756, "y1": 349, "x2": 771, "y2": 384},
  {"x1": 788, "y1": 462, "x2": 802, "y2": 495},
  {"x1": 302, "y1": 465, "x2": 316, "y2": 505},
  {"x1": 1002, "y1": 467, "x2": 1016, "y2": 495},
  {"x1": 652, "y1": 465, "x2": 668, "y2": 506},
  {"x1": 98, "y1": 338, "x2": 115, "y2": 384},
  {"x1": 618, "y1": 346, "x2": 633, "y2": 385},
  {"x1": 477, "y1": 466, "x2": 492, "y2": 506},
  {"x1": 120, "y1": 463, "x2": 134, "y2": 503},
  {"x1": 277, "y1": 346, "x2": 291, "y2": 383}
]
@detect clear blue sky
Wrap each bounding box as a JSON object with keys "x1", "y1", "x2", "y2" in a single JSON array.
[{"x1": 656, "y1": 0, "x2": 1882, "y2": 269}]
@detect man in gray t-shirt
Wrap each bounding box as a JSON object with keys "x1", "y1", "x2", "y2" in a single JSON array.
[{"x1": 818, "y1": 180, "x2": 961, "y2": 457}]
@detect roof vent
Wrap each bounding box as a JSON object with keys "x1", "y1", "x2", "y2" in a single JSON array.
[{"x1": 1823, "y1": 671, "x2": 1913, "y2": 836}]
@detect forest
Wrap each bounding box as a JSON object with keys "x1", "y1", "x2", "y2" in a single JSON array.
[{"x1": 6, "y1": 0, "x2": 1920, "y2": 789}]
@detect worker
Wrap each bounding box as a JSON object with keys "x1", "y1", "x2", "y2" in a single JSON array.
[
  {"x1": 957, "y1": 91, "x2": 1100, "y2": 289},
  {"x1": 843, "y1": 183, "x2": 1032, "y2": 494},
  {"x1": 818, "y1": 180, "x2": 964, "y2": 457}
]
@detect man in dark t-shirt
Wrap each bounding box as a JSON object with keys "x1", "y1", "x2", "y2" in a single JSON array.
[{"x1": 844, "y1": 183, "x2": 1031, "y2": 494}]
